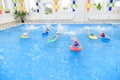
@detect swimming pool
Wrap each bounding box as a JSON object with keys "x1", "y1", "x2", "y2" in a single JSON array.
[{"x1": 0, "y1": 24, "x2": 120, "y2": 80}]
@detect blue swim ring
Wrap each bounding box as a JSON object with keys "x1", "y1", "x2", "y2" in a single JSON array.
[
  {"x1": 42, "y1": 32, "x2": 48, "y2": 36},
  {"x1": 101, "y1": 37, "x2": 110, "y2": 43}
]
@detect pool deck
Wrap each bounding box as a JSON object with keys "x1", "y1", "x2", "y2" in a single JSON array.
[{"x1": 0, "y1": 20, "x2": 120, "y2": 30}]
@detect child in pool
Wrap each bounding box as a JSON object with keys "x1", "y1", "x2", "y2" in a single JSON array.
[
  {"x1": 21, "y1": 31, "x2": 29, "y2": 38},
  {"x1": 85, "y1": 28, "x2": 95, "y2": 37},
  {"x1": 45, "y1": 25, "x2": 50, "y2": 33},
  {"x1": 23, "y1": 32, "x2": 28, "y2": 36},
  {"x1": 54, "y1": 27, "x2": 63, "y2": 38},
  {"x1": 84, "y1": 27, "x2": 98, "y2": 40},
  {"x1": 100, "y1": 32, "x2": 105, "y2": 37},
  {"x1": 73, "y1": 40, "x2": 79, "y2": 46},
  {"x1": 49, "y1": 26, "x2": 63, "y2": 40},
  {"x1": 52, "y1": 31, "x2": 61, "y2": 39},
  {"x1": 49, "y1": 30, "x2": 62, "y2": 40},
  {"x1": 22, "y1": 30, "x2": 30, "y2": 36},
  {"x1": 89, "y1": 33, "x2": 95, "y2": 36},
  {"x1": 71, "y1": 36, "x2": 81, "y2": 47}
]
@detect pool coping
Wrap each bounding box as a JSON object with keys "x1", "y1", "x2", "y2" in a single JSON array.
[{"x1": 0, "y1": 20, "x2": 120, "y2": 30}]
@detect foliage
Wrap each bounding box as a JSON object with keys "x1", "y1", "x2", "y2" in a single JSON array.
[
  {"x1": 38, "y1": 0, "x2": 40, "y2": 2},
  {"x1": 14, "y1": 10, "x2": 29, "y2": 23},
  {"x1": 94, "y1": 3, "x2": 102, "y2": 11},
  {"x1": 45, "y1": 8, "x2": 53, "y2": 14},
  {"x1": 4, "y1": 9, "x2": 10, "y2": 13}
]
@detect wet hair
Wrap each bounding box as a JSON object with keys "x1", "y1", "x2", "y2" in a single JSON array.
[
  {"x1": 75, "y1": 41, "x2": 78, "y2": 43},
  {"x1": 90, "y1": 33, "x2": 94, "y2": 36},
  {"x1": 74, "y1": 41, "x2": 79, "y2": 46},
  {"x1": 100, "y1": 33, "x2": 105, "y2": 37}
]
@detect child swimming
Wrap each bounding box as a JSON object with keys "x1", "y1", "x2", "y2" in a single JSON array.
[
  {"x1": 73, "y1": 40, "x2": 79, "y2": 46},
  {"x1": 23, "y1": 32, "x2": 29, "y2": 36},
  {"x1": 85, "y1": 27, "x2": 98, "y2": 40},
  {"x1": 45, "y1": 25, "x2": 50, "y2": 33},
  {"x1": 48, "y1": 27, "x2": 63, "y2": 42},
  {"x1": 42, "y1": 25, "x2": 51, "y2": 36},
  {"x1": 71, "y1": 36, "x2": 81, "y2": 47},
  {"x1": 69, "y1": 35, "x2": 82, "y2": 51},
  {"x1": 21, "y1": 31, "x2": 29, "y2": 38},
  {"x1": 100, "y1": 32, "x2": 105, "y2": 37},
  {"x1": 50, "y1": 31, "x2": 61, "y2": 40}
]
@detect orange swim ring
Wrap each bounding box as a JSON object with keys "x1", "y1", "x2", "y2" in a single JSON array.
[{"x1": 70, "y1": 45, "x2": 82, "y2": 52}]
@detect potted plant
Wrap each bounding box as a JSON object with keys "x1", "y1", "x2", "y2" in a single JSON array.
[
  {"x1": 94, "y1": 3, "x2": 102, "y2": 11},
  {"x1": 14, "y1": 10, "x2": 29, "y2": 23}
]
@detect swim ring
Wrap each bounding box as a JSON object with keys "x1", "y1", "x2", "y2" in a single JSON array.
[
  {"x1": 70, "y1": 45, "x2": 82, "y2": 51},
  {"x1": 42, "y1": 32, "x2": 48, "y2": 36},
  {"x1": 48, "y1": 37, "x2": 57, "y2": 42},
  {"x1": 20, "y1": 35, "x2": 28, "y2": 38},
  {"x1": 101, "y1": 37, "x2": 110, "y2": 43},
  {"x1": 88, "y1": 35, "x2": 98, "y2": 40}
]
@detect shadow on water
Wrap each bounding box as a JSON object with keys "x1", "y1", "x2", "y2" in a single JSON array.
[
  {"x1": 70, "y1": 50, "x2": 81, "y2": 56},
  {"x1": 19, "y1": 38, "x2": 34, "y2": 46}
]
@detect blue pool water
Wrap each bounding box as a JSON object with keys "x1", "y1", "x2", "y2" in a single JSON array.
[{"x1": 0, "y1": 24, "x2": 120, "y2": 80}]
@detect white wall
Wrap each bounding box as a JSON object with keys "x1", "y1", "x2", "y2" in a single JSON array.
[
  {"x1": 0, "y1": 13, "x2": 15, "y2": 24},
  {"x1": 0, "y1": 0, "x2": 120, "y2": 24},
  {"x1": 85, "y1": 7, "x2": 120, "y2": 21}
]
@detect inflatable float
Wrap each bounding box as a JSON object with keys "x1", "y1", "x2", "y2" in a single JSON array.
[
  {"x1": 70, "y1": 45, "x2": 82, "y2": 52},
  {"x1": 42, "y1": 32, "x2": 48, "y2": 36},
  {"x1": 88, "y1": 35, "x2": 98, "y2": 40},
  {"x1": 101, "y1": 37, "x2": 110, "y2": 43},
  {"x1": 48, "y1": 37, "x2": 57, "y2": 43},
  {"x1": 20, "y1": 35, "x2": 28, "y2": 38}
]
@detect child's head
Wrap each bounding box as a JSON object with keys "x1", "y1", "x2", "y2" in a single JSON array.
[
  {"x1": 84, "y1": 27, "x2": 90, "y2": 31},
  {"x1": 100, "y1": 32, "x2": 105, "y2": 37},
  {"x1": 23, "y1": 32, "x2": 28, "y2": 35},
  {"x1": 90, "y1": 33, "x2": 94, "y2": 36},
  {"x1": 74, "y1": 41, "x2": 78, "y2": 43},
  {"x1": 74, "y1": 40, "x2": 79, "y2": 46},
  {"x1": 47, "y1": 26, "x2": 50, "y2": 29}
]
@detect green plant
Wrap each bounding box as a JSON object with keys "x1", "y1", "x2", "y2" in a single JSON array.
[
  {"x1": 4, "y1": 9, "x2": 10, "y2": 13},
  {"x1": 45, "y1": 8, "x2": 53, "y2": 14},
  {"x1": 94, "y1": 3, "x2": 102, "y2": 10},
  {"x1": 14, "y1": 10, "x2": 29, "y2": 23}
]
